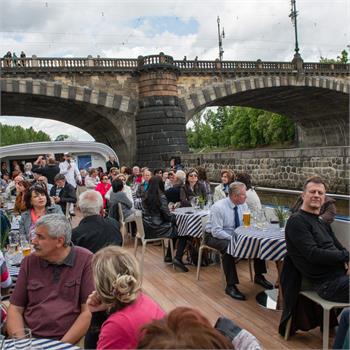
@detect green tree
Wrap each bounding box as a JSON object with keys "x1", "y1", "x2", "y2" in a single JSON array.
[
  {"x1": 0, "y1": 123, "x2": 51, "y2": 146},
  {"x1": 186, "y1": 106, "x2": 295, "y2": 150},
  {"x1": 320, "y1": 48, "x2": 348, "y2": 64}
]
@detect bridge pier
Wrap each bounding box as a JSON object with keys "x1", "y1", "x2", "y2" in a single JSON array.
[{"x1": 135, "y1": 54, "x2": 188, "y2": 168}]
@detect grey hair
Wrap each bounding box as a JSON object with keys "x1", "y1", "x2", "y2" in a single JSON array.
[
  {"x1": 175, "y1": 170, "x2": 186, "y2": 184},
  {"x1": 229, "y1": 181, "x2": 246, "y2": 196},
  {"x1": 24, "y1": 163, "x2": 32, "y2": 171},
  {"x1": 79, "y1": 190, "x2": 103, "y2": 217},
  {"x1": 35, "y1": 214, "x2": 71, "y2": 246}
]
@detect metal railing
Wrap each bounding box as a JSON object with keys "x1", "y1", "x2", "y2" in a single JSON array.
[{"x1": 210, "y1": 183, "x2": 350, "y2": 201}]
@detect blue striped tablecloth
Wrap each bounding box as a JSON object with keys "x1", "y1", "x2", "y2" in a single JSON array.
[
  {"x1": 227, "y1": 224, "x2": 286, "y2": 261},
  {"x1": 4, "y1": 338, "x2": 80, "y2": 349},
  {"x1": 174, "y1": 208, "x2": 209, "y2": 238}
]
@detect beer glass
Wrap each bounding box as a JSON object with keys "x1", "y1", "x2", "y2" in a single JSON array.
[{"x1": 243, "y1": 212, "x2": 251, "y2": 227}]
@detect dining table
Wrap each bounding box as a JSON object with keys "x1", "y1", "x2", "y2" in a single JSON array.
[
  {"x1": 173, "y1": 207, "x2": 209, "y2": 238},
  {"x1": 227, "y1": 223, "x2": 286, "y2": 310},
  {"x1": 4, "y1": 337, "x2": 80, "y2": 349}
]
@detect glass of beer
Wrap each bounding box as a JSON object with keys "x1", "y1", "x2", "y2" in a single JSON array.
[
  {"x1": 243, "y1": 212, "x2": 251, "y2": 228},
  {"x1": 22, "y1": 245, "x2": 31, "y2": 257}
]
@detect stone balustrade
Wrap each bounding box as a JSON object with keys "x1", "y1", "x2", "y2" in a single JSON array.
[{"x1": 1, "y1": 54, "x2": 348, "y2": 75}]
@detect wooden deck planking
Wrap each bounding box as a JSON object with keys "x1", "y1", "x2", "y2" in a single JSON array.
[{"x1": 128, "y1": 241, "x2": 333, "y2": 349}]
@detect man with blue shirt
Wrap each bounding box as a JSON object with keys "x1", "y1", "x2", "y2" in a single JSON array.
[{"x1": 205, "y1": 182, "x2": 273, "y2": 300}]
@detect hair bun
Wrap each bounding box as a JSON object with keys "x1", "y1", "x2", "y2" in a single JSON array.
[{"x1": 112, "y1": 274, "x2": 138, "y2": 303}]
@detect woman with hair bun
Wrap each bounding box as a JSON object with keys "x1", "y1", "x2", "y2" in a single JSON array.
[{"x1": 87, "y1": 246, "x2": 165, "y2": 350}]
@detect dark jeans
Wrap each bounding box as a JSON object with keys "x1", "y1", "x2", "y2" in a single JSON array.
[
  {"x1": 205, "y1": 232, "x2": 267, "y2": 287},
  {"x1": 315, "y1": 275, "x2": 349, "y2": 303},
  {"x1": 166, "y1": 236, "x2": 188, "y2": 261},
  {"x1": 333, "y1": 308, "x2": 350, "y2": 349}
]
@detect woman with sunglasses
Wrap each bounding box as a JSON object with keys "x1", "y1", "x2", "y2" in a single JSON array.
[
  {"x1": 95, "y1": 174, "x2": 111, "y2": 209},
  {"x1": 180, "y1": 169, "x2": 207, "y2": 207},
  {"x1": 19, "y1": 185, "x2": 62, "y2": 241}
]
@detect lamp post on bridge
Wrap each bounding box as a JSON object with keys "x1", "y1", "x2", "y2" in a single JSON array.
[
  {"x1": 289, "y1": 0, "x2": 303, "y2": 70},
  {"x1": 217, "y1": 16, "x2": 225, "y2": 61},
  {"x1": 289, "y1": 0, "x2": 301, "y2": 59}
]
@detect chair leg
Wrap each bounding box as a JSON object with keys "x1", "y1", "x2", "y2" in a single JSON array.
[
  {"x1": 248, "y1": 258, "x2": 253, "y2": 282},
  {"x1": 322, "y1": 309, "x2": 330, "y2": 350},
  {"x1": 196, "y1": 247, "x2": 203, "y2": 280},
  {"x1": 284, "y1": 316, "x2": 292, "y2": 340},
  {"x1": 140, "y1": 242, "x2": 146, "y2": 281},
  {"x1": 161, "y1": 240, "x2": 165, "y2": 258},
  {"x1": 134, "y1": 237, "x2": 138, "y2": 257}
]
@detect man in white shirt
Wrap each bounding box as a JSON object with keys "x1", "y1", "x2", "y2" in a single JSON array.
[
  {"x1": 205, "y1": 182, "x2": 272, "y2": 300},
  {"x1": 59, "y1": 153, "x2": 81, "y2": 215}
]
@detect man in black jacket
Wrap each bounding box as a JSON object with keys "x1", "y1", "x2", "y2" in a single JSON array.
[
  {"x1": 72, "y1": 190, "x2": 122, "y2": 253},
  {"x1": 285, "y1": 176, "x2": 349, "y2": 302},
  {"x1": 33, "y1": 156, "x2": 60, "y2": 185},
  {"x1": 50, "y1": 174, "x2": 77, "y2": 215},
  {"x1": 106, "y1": 155, "x2": 119, "y2": 172}
]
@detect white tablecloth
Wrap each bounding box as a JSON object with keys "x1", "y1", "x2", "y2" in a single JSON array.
[
  {"x1": 227, "y1": 224, "x2": 286, "y2": 261},
  {"x1": 4, "y1": 338, "x2": 80, "y2": 349},
  {"x1": 174, "y1": 208, "x2": 209, "y2": 238}
]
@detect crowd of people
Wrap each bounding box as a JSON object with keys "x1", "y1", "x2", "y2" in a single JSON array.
[{"x1": 0, "y1": 152, "x2": 349, "y2": 349}]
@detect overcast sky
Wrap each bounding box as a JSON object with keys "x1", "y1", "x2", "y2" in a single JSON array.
[{"x1": 0, "y1": 0, "x2": 348, "y2": 140}]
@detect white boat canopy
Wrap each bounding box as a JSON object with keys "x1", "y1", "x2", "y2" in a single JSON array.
[{"x1": 0, "y1": 141, "x2": 118, "y2": 163}]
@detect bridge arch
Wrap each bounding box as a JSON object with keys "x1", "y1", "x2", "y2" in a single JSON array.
[
  {"x1": 1, "y1": 78, "x2": 138, "y2": 164},
  {"x1": 180, "y1": 75, "x2": 350, "y2": 146}
]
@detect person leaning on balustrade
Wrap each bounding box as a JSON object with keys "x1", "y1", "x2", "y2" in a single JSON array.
[
  {"x1": 7, "y1": 214, "x2": 94, "y2": 345},
  {"x1": 86, "y1": 246, "x2": 165, "y2": 350},
  {"x1": 213, "y1": 169, "x2": 234, "y2": 203}
]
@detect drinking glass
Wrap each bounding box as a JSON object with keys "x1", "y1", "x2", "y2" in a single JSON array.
[
  {"x1": 8, "y1": 231, "x2": 19, "y2": 254},
  {"x1": 12, "y1": 328, "x2": 32, "y2": 350},
  {"x1": 243, "y1": 212, "x2": 251, "y2": 227}
]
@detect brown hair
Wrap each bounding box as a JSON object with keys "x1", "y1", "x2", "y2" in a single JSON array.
[
  {"x1": 220, "y1": 169, "x2": 234, "y2": 183},
  {"x1": 303, "y1": 175, "x2": 328, "y2": 191},
  {"x1": 235, "y1": 172, "x2": 252, "y2": 190},
  {"x1": 137, "y1": 307, "x2": 234, "y2": 349}
]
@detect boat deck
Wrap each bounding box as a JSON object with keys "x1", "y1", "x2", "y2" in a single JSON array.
[
  {"x1": 126, "y1": 241, "x2": 333, "y2": 349},
  {"x1": 70, "y1": 216, "x2": 335, "y2": 349}
]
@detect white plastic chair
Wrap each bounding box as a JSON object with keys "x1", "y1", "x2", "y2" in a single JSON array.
[
  {"x1": 284, "y1": 290, "x2": 350, "y2": 349},
  {"x1": 133, "y1": 215, "x2": 174, "y2": 280},
  {"x1": 118, "y1": 203, "x2": 138, "y2": 246},
  {"x1": 196, "y1": 216, "x2": 225, "y2": 289}
]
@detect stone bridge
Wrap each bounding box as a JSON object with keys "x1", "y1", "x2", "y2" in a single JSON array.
[{"x1": 1, "y1": 53, "x2": 349, "y2": 167}]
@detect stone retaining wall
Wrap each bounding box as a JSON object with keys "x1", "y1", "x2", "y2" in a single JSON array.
[{"x1": 181, "y1": 146, "x2": 349, "y2": 194}]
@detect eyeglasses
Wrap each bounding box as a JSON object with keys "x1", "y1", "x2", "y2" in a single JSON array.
[
  {"x1": 189, "y1": 174, "x2": 198, "y2": 177},
  {"x1": 102, "y1": 178, "x2": 108, "y2": 180}
]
